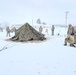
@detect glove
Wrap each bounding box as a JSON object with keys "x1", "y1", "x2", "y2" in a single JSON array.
[{"x1": 71, "y1": 33, "x2": 74, "y2": 35}]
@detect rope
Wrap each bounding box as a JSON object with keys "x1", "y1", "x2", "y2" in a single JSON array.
[{"x1": 0, "y1": 42, "x2": 18, "y2": 52}]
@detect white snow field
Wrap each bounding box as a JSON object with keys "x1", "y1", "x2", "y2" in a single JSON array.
[{"x1": 0, "y1": 27, "x2": 76, "y2": 75}]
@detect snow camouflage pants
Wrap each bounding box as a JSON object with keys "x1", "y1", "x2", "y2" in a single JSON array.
[{"x1": 64, "y1": 35, "x2": 74, "y2": 45}]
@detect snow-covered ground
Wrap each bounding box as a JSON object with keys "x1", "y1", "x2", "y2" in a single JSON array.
[{"x1": 0, "y1": 27, "x2": 76, "y2": 75}]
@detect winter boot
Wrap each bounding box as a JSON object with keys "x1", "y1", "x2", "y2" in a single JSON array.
[{"x1": 70, "y1": 44, "x2": 76, "y2": 47}]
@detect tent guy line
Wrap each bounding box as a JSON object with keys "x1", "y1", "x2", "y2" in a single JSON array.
[{"x1": 0, "y1": 42, "x2": 18, "y2": 52}]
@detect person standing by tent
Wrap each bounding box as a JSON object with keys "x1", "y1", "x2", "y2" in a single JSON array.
[
  {"x1": 6, "y1": 26, "x2": 11, "y2": 37},
  {"x1": 64, "y1": 24, "x2": 75, "y2": 47},
  {"x1": 51, "y1": 25, "x2": 55, "y2": 35},
  {"x1": 39, "y1": 26, "x2": 43, "y2": 33},
  {"x1": 45, "y1": 28, "x2": 48, "y2": 35}
]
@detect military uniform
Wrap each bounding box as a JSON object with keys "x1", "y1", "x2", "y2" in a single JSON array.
[
  {"x1": 64, "y1": 24, "x2": 75, "y2": 47},
  {"x1": 73, "y1": 27, "x2": 76, "y2": 44},
  {"x1": 51, "y1": 25, "x2": 55, "y2": 35},
  {"x1": 64, "y1": 35, "x2": 74, "y2": 44},
  {"x1": 6, "y1": 26, "x2": 10, "y2": 37},
  {"x1": 39, "y1": 26, "x2": 43, "y2": 33}
]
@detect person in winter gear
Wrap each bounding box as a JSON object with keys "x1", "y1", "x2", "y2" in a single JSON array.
[
  {"x1": 6, "y1": 26, "x2": 11, "y2": 37},
  {"x1": 51, "y1": 25, "x2": 55, "y2": 35},
  {"x1": 67, "y1": 24, "x2": 74, "y2": 35},
  {"x1": 39, "y1": 26, "x2": 43, "y2": 33},
  {"x1": 45, "y1": 28, "x2": 48, "y2": 35},
  {"x1": 64, "y1": 24, "x2": 75, "y2": 47},
  {"x1": 73, "y1": 27, "x2": 76, "y2": 44},
  {"x1": 64, "y1": 35, "x2": 75, "y2": 47}
]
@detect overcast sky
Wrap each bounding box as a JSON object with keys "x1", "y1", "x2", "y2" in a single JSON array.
[{"x1": 0, "y1": 0, "x2": 76, "y2": 25}]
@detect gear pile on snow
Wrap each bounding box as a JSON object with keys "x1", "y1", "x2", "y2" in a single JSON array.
[{"x1": 10, "y1": 23, "x2": 46, "y2": 42}]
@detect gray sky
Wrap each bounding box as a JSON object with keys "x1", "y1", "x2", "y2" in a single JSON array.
[{"x1": 0, "y1": 0, "x2": 76, "y2": 25}]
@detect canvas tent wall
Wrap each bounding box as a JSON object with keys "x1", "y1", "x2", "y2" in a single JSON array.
[{"x1": 10, "y1": 23, "x2": 46, "y2": 42}]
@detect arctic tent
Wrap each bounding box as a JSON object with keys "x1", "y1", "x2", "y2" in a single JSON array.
[{"x1": 10, "y1": 23, "x2": 46, "y2": 42}]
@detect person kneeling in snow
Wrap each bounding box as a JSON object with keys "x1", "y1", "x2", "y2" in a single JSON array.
[{"x1": 64, "y1": 24, "x2": 75, "y2": 47}]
